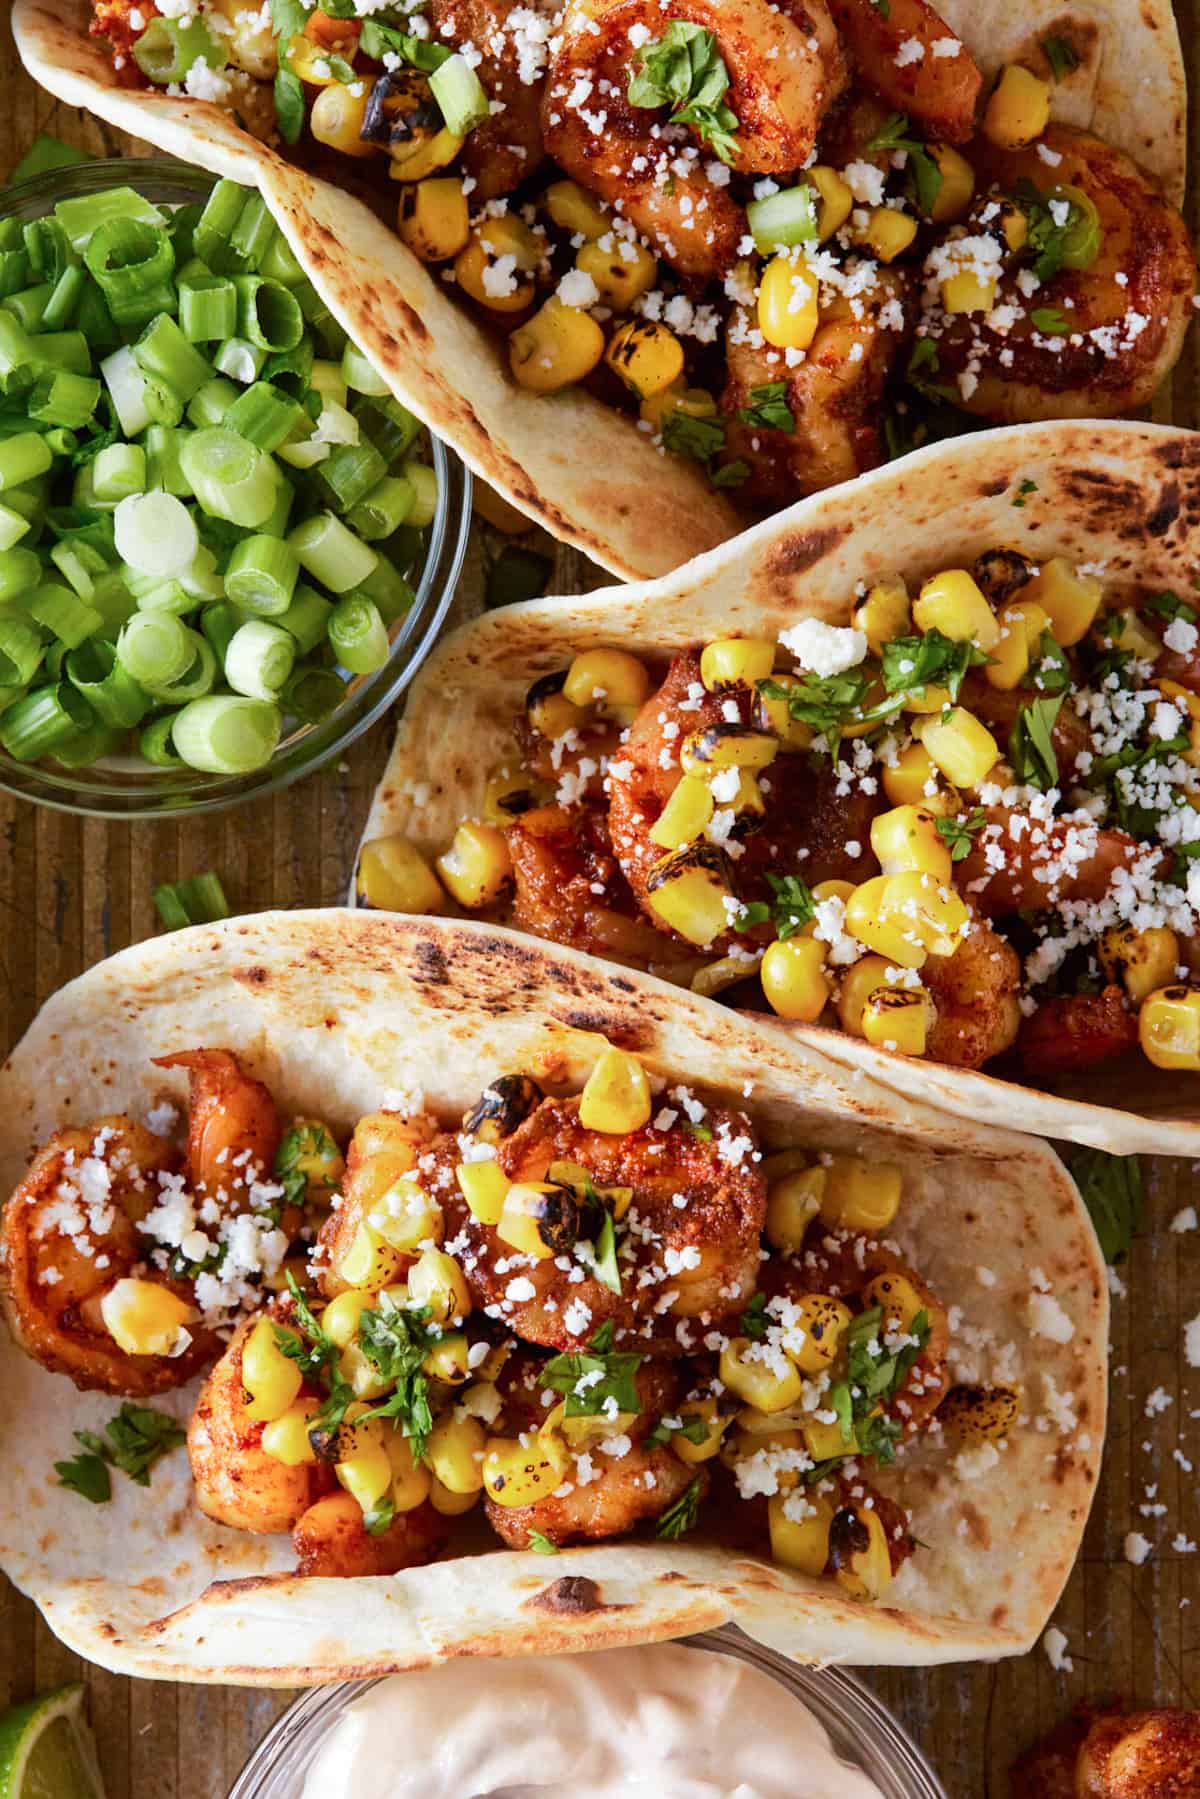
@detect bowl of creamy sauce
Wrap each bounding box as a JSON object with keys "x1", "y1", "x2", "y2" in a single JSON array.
[{"x1": 230, "y1": 1630, "x2": 947, "y2": 1799}]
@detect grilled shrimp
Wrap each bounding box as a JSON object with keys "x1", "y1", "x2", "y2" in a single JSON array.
[
  {"x1": 825, "y1": 0, "x2": 981, "y2": 141},
  {"x1": 0, "y1": 1118, "x2": 217, "y2": 1395},
  {"x1": 542, "y1": 0, "x2": 847, "y2": 282},
  {"x1": 154, "y1": 1050, "x2": 281, "y2": 1208},
  {"x1": 428, "y1": 0, "x2": 550, "y2": 200},
  {"x1": 447, "y1": 1094, "x2": 766, "y2": 1355},
  {"x1": 1018, "y1": 984, "x2": 1138, "y2": 1080},
  {"x1": 929, "y1": 127, "x2": 1196, "y2": 423},
  {"x1": 483, "y1": 1351, "x2": 701, "y2": 1548},
  {"x1": 293, "y1": 1490, "x2": 448, "y2": 1577},
  {"x1": 956, "y1": 805, "x2": 1162, "y2": 920},
  {"x1": 1076, "y1": 1710, "x2": 1200, "y2": 1798},
  {"x1": 958, "y1": 671, "x2": 1091, "y2": 780},
  {"x1": 315, "y1": 1107, "x2": 439, "y2": 1298},
  {"x1": 922, "y1": 915, "x2": 1021, "y2": 1069}
]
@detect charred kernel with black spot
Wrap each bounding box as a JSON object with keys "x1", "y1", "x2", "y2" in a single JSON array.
[
  {"x1": 938, "y1": 1382, "x2": 1020, "y2": 1444},
  {"x1": 679, "y1": 723, "x2": 779, "y2": 775},
  {"x1": 973, "y1": 546, "x2": 1037, "y2": 605},
  {"x1": 529, "y1": 1182, "x2": 582, "y2": 1253},
  {"x1": 463, "y1": 1073, "x2": 544, "y2": 1141},
  {"x1": 525, "y1": 670, "x2": 582, "y2": 739},
  {"x1": 827, "y1": 1506, "x2": 871, "y2": 1575}
]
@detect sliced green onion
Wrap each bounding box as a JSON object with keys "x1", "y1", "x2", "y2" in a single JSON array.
[
  {"x1": 262, "y1": 335, "x2": 314, "y2": 397},
  {"x1": 140, "y1": 712, "x2": 183, "y2": 766},
  {"x1": 0, "y1": 434, "x2": 53, "y2": 493},
  {"x1": 179, "y1": 428, "x2": 279, "y2": 528},
  {"x1": 200, "y1": 601, "x2": 238, "y2": 665},
  {"x1": 114, "y1": 491, "x2": 199, "y2": 580},
  {"x1": 84, "y1": 218, "x2": 176, "y2": 329},
  {"x1": 171, "y1": 693, "x2": 282, "y2": 772},
  {"x1": 187, "y1": 375, "x2": 241, "y2": 430},
  {"x1": 117, "y1": 610, "x2": 192, "y2": 686},
  {"x1": 23, "y1": 218, "x2": 76, "y2": 285},
  {"x1": 288, "y1": 511, "x2": 377, "y2": 593},
  {"x1": 134, "y1": 313, "x2": 212, "y2": 402},
  {"x1": 310, "y1": 359, "x2": 348, "y2": 409},
  {"x1": 28, "y1": 581, "x2": 103, "y2": 648},
  {"x1": 145, "y1": 424, "x2": 192, "y2": 496},
  {"x1": 317, "y1": 441, "x2": 387, "y2": 515},
  {"x1": 746, "y1": 185, "x2": 818, "y2": 254},
  {"x1": 225, "y1": 381, "x2": 304, "y2": 452},
  {"x1": 229, "y1": 194, "x2": 276, "y2": 271},
  {"x1": 277, "y1": 436, "x2": 330, "y2": 471},
  {"x1": 144, "y1": 629, "x2": 217, "y2": 702},
  {"x1": 141, "y1": 375, "x2": 185, "y2": 428},
  {"x1": 55, "y1": 187, "x2": 165, "y2": 254},
  {"x1": 66, "y1": 637, "x2": 149, "y2": 728},
  {"x1": 0, "y1": 613, "x2": 45, "y2": 685},
  {"x1": 170, "y1": 205, "x2": 207, "y2": 270},
  {"x1": 0, "y1": 315, "x2": 36, "y2": 392},
  {"x1": 429, "y1": 53, "x2": 490, "y2": 135},
  {"x1": 329, "y1": 593, "x2": 389, "y2": 674},
  {"x1": 276, "y1": 582, "x2": 333, "y2": 655},
  {"x1": 194, "y1": 181, "x2": 248, "y2": 271},
  {"x1": 179, "y1": 275, "x2": 237, "y2": 343},
  {"x1": 404, "y1": 463, "x2": 439, "y2": 529},
  {"x1": 101, "y1": 345, "x2": 152, "y2": 437},
  {"x1": 261, "y1": 472, "x2": 294, "y2": 539},
  {"x1": 153, "y1": 870, "x2": 230, "y2": 930},
  {"x1": 51, "y1": 718, "x2": 122, "y2": 767},
  {"x1": 41, "y1": 428, "x2": 79, "y2": 460},
  {"x1": 223, "y1": 533, "x2": 300, "y2": 615},
  {"x1": 294, "y1": 279, "x2": 345, "y2": 356},
  {"x1": 41, "y1": 264, "x2": 87, "y2": 333},
  {"x1": 354, "y1": 393, "x2": 421, "y2": 464},
  {"x1": 93, "y1": 443, "x2": 147, "y2": 504},
  {"x1": 311, "y1": 398, "x2": 358, "y2": 446},
  {"x1": 0, "y1": 504, "x2": 30, "y2": 552},
  {"x1": 90, "y1": 570, "x2": 135, "y2": 632},
  {"x1": 341, "y1": 342, "x2": 390, "y2": 398},
  {"x1": 32, "y1": 331, "x2": 91, "y2": 376},
  {"x1": 75, "y1": 283, "x2": 119, "y2": 352},
  {"x1": 133, "y1": 16, "x2": 221, "y2": 84},
  {"x1": 128, "y1": 575, "x2": 193, "y2": 615},
  {"x1": 3, "y1": 283, "x2": 53, "y2": 333},
  {"x1": 347, "y1": 474, "x2": 414, "y2": 541},
  {"x1": 12, "y1": 135, "x2": 91, "y2": 185},
  {"x1": 26, "y1": 369, "x2": 100, "y2": 431},
  {"x1": 0, "y1": 683, "x2": 93, "y2": 760},
  {"x1": 225, "y1": 618, "x2": 295, "y2": 699},
  {"x1": 214, "y1": 336, "x2": 267, "y2": 384},
  {"x1": 0, "y1": 227, "x2": 29, "y2": 305},
  {"x1": 180, "y1": 546, "x2": 225, "y2": 600},
  {"x1": 282, "y1": 664, "x2": 345, "y2": 724},
  {"x1": 49, "y1": 540, "x2": 106, "y2": 599},
  {"x1": 356, "y1": 553, "x2": 414, "y2": 626},
  {"x1": 4, "y1": 486, "x2": 46, "y2": 531},
  {"x1": 258, "y1": 228, "x2": 305, "y2": 289},
  {"x1": 233, "y1": 276, "x2": 303, "y2": 353},
  {"x1": 0, "y1": 548, "x2": 43, "y2": 604}
]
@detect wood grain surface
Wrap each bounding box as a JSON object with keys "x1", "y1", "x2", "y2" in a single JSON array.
[{"x1": 1, "y1": 15, "x2": 1198, "y2": 1794}]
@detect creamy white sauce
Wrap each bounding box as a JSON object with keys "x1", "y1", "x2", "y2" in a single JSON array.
[{"x1": 301, "y1": 1642, "x2": 886, "y2": 1799}]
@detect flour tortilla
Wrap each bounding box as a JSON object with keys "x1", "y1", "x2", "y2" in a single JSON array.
[
  {"x1": 361, "y1": 418, "x2": 1200, "y2": 1159},
  {"x1": 13, "y1": 0, "x2": 1188, "y2": 581},
  {"x1": 0, "y1": 910, "x2": 1103, "y2": 1682}
]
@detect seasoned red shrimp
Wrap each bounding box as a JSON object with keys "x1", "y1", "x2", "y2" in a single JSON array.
[
  {"x1": 1018, "y1": 984, "x2": 1138, "y2": 1080},
  {"x1": 154, "y1": 1050, "x2": 281, "y2": 1206},
  {"x1": 294, "y1": 1491, "x2": 448, "y2": 1576},
  {"x1": 958, "y1": 671, "x2": 1091, "y2": 782},
  {"x1": 929, "y1": 127, "x2": 1196, "y2": 423},
  {"x1": 923, "y1": 915, "x2": 1021, "y2": 1069},
  {"x1": 428, "y1": 0, "x2": 550, "y2": 200},
  {"x1": 0, "y1": 1117, "x2": 217, "y2": 1395},
  {"x1": 1074, "y1": 1710, "x2": 1200, "y2": 1798},
  {"x1": 542, "y1": 0, "x2": 847, "y2": 282},
  {"x1": 955, "y1": 806, "x2": 1162, "y2": 919},
  {"x1": 825, "y1": 0, "x2": 981, "y2": 142}
]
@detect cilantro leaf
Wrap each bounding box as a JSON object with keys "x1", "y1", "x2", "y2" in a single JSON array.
[
  {"x1": 358, "y1": 21, "x2": 453, "y2": 71},
  {"x1": 934, "y1": 808, "x2": 986, "y2": 861},
  {"x1": 358, "y1": 1293, "x2": 439, "y2": 1457},
  {"x1": 55, "y1": 1403, "x2": 185, "y2": 1502},
  {"x1": 542, "y1": 1348, "x2": 644, "y2": 1417},
  {"x1": 274, "y1": 1120, "x2": 341, "y2": 1209},
  {"x1": 736, "y1": 872, "x2": 816, "y2": 941},
  {"x1": 1031, "y1": 307, "x2": 1070, "y2": 335},
  {"x1": 1008, "y1": 694, "x2": 1064, "y2": 790},
  {"x1": 1042, "y1": 34, "x2": 1080, "y2": 81},
  {"x1": 628, "y1": 23, "x2": 741, "y2": 164},
  {"x1": 273, "y1": 67, "x2": 306, "y2": 148},
  {"x1": 906, "y1": 338, "x2": 956, "y2": 404},
  {"x1": 588, "y1": 1321, "x2": 616, "y2": 1354},
  {"x1": 864, "y1": 113, "x2": 942, "y2": 215},
  {"x1": 872, "y1": 0, "x2": 891, "y2": 16},
  {"x1": 55, "y1": 1451, "x2": 111, "y2": 1504},
  {"x1": 880, "y1": 627, "x2": 988, "y2": 704},
  {"x1": 823, "y1": 1306, "x2": 932, "y2": 1469},
  {"x1": 1070, "y1": 1147, "x2": 1143, "y2": 1262},
  {"x1": 660, "y1": 410, "x2": 746, "y2": 490},
  {"x1": 1029, "y1": 629, "x2": 1071, "y2": 695},
  {"x1": 737, "y1": 381, "x2": 795, "y2": 434},
  {"x1": 364, "y1": 1497, "x2": 396, "y2": 1536},
  {"x1": 527, "y1": 1528, "x2": 560, "y2": 1554},
  {"x1": 758, "y1": 669, "x2": 872, "y2": 744},
  {"x1": 656, "y1": 1473, "x2": 704, "y2": 1539},
  {"x1": 648, "y1": 1411, "x2": 711, "y2": 1448},
  {"x1": 1012, "y1": 478, "x2": 1038, "y2": 508},
  {"x1": 587, "y1": 1209, "x2": 622, "y2": 1296},
  {"x1": 268, "y1": 0, "x2": 309, "y2": 40},
  {"x1": 1014, "y1": 179, "x2": 1099, "y2": 282},
  {"x1": 740, "y1": 1292, "x2": 769, "y2": 1339},
  {"x1": 1143, "y1": 591, "x2": 1197, "y2": 625},
  {"x1": 711, "y1": 458, "x2": 751, "y2": 489}
]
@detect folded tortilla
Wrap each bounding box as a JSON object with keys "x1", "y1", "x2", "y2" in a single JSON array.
[
  {"x1": 0, "y1": 910, "x2": 1104, "y2": 1682},
  {"x1": 361, "y1": 417, "x2": 1200, "y2": 1159},
  {"x1": 13, "y1": 0, "x2": 1188, "y2": 581}
]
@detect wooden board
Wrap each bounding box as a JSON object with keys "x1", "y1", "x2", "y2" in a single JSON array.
[{"x1": 1, "y1": 17, "x2": 1198, "y2": 1793}]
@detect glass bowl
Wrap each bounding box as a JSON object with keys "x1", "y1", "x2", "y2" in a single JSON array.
[
  {"x1": 0, "y1": 159, "x2": 471, "y2": 818},
  {"x1": 227, "y1": 1624, "x2": 948, "y2": 1798}
]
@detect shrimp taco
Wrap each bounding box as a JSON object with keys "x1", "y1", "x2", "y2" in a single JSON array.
[
  {"x1": 13, "y1": 0, "x2": 1195, "y2": 578},
  {"x1": 358, "y1": 418, "x2": 1200, "y2": 1158},
  {"x1": 0, "y1": 910, "x2": 1104, "y2": 1681}
]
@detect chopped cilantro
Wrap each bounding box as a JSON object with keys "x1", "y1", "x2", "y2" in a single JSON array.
[
  {"x1": 880, "y1": 627, "x2": 988, "y2": 704},
  {"x1": 55, "y1": 1449, "x2": 111, "y2": 1504},
  {"x1": 1042, "y1": 35, "x2": 1080, "y2": 81},
  {"x1": 273, "y1": 67, "x2": 306, "y2": 147},
  {"x1": 906, "y1": 338, "x2": 956, "y2": 404},
  {"x1": 1143, "y1": 591, "x2": 1197, "y2": 625},
  {"x1": 934, "y1": 808, "x2": 986, "y2": 861},
  {"x1": 656, "y1": 1474, "x2": 704, "y2": 1540},
  {"x1": 358, "y1": 1293, "x2": 439, "y2": 1457},
  {"x1": 528, "y1": 1529, "x2": 560, "y2": 1554},
  {"x1": 864, "y1": 113, "x2": 942, "y2": 215},
  {"x1": 648, "y1": 1411, "x2": 711, "y2": 1448},
  {"x1": 358, "y1": 20, "x2": 453, "y2": 71},
  {"x1": 56, "y1": 1402, "x2": 185, "y2": 1502},
  {"x1": 735, "y1": 872, "x2": 816, "y2": 940},
  {"x1": 587, "y1": 1209, "x2": 622, "y2": 1296},
  {"x1": 1008, "y1": 694, "x2": 1064, "y2": 790},
  {"x1": 363, "y1": 1497, "x2": 396, "y2": 1536},
  {"x1": 1070, "y1": 1147, "x2": 1143, "y2": 1262},
  {"x1": 1012, "y1": 478, "x2": 1039, "y2": 508},
  {"x1": 274, "y1": 1120, "x2": 340, "y2": 1210},
  {"x1": 872, "y1": 0, "x2": 891, "y2": 15},
  {"x1": 740, "y1": 1292, "x2": 769, "y2": 1339},
  {"x1": 711, "y1": 458, "x2": 751, "y2": 489},
  {"x1": 1029, "y1": 629, "x2": 1071, "y2": 695},
  {"x1": 543, "y1": 1348, "x2": 644, "y2": 1417},
  {"x1": 758, "y1": 669, "x2": 872, "y2": 744},
  {"x1": 1014, "y1": 179, "x2": 1100, "y2": 282},
  {"x1": 687, "y1": 1121, "x2": 714, "y2": 1142},
  {"x1": 823, "y1": 1306, "x2": 931, "y2": 1468},
  {"x1": 737, "y1": 381, "x2": 795, "y2": 435},
  {"x1": 588, "y1": 1320, "x2": 616, "y2": 1353},
  {"x1": 660, "y1": 410, "x2": 745, "y2": 490},
  {"x1": 1031, "y1": 307, "x2": 1070, "y2": 335},
  {"x1": 627, "y1": 23, "x2": 741, "y2": 164}
]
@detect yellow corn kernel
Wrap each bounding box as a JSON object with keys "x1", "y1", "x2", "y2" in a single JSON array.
[
  {"x1": 766, "y1": 1165, "x2": 825, "y2": 1251},
  {"x1": 322, "y1": 1287, "x2": 377, "y2": 1350},
  {"x1": 436, "y1": 821, "x2": 513, "y2": 909},
  {"x1": 336, "y1": 1416, "x2": 392, "y2": 1513},
  {"x1": 836, "y1": 955, "x2": 897, "y2": 1036},
  {"x1": 563, "y1": 648, "x2": 650, "y2": 715},
  {"x1": 797, "y1": 878, "x2": 856, "y2": 936},
  {"x1": 940, "y1": 271, "x2": 996, "y2": 314},
  {"x1": 927, "y1": 144, "x2": 975, "y2": 222},
  {"x1": 803, "y1": 1414, "x2": 854, "y2": 1462},
  {"x1": 338, "y1": 1338, "x2": 392, "y2": 1401},
  {"x1": 366, "y1": 1173, "x2": 443, "y2": 1252},
  {"x1": 336, "y1": 1223, "x2": 406, "y2": 1292},
  {"x1": 1139, "y1": 985, "x2": 1200, "y2": 1071},
  {"x1": 853, "y1": 580, "x2": 910, "y2": 656},
  {"x1": 483, "y1": 1431, "x2": 569, "y2": 1507},
  {"x1": 1023, "y1": 557, "x2": 1103, "y2": 646},
  {"x1": 753, "y1": 671, "x2": 814, "y2": 750},
  {"x1": 805, "y1": 166, "x2": 854, "y2": 240},
  {"x1": 455, "y1": 1158, "x2": 508, "y2": 1225},
  {"x1": 833, "y1": 1503, "x2": 893, "y2": 1600},
  {"x1": 543, "y1": 179, "x2": 610, "y2": 240},
  {"x1": 351, "y1": 1112, "x2": 431, "y2": 1163},
  {"x1": 495, "y1": 1182, "x2": 560, "y2": 1259},
  {"x1": 671, "y1": 1398, "x2": 727, "y2": 1464},
  {"x1": 870, "y1": 804, "x2": 953, "y2": 884},
  {"x1": 913, "y1": 709, "x2": 999, "y2": 789},
  {"x1": 1159, "y1": 679, "x2": 1200, "y2": 723},
  {"x1": 385, "y1": 1426, "x2": 433, "y2": 1511},
  {"x1": 860, "y1": 206, "x2": 918, "y2": 263},
  {"x1": 278, "y1": 1118, "x2": 345, "y2": 1208},
  {"x1": 429, "y1": 1475, "x2": 481, "y2": 1515},
  {"x1": 700, "y1": 638, "x2": 776, "y2": 691},
  {"x1": 761, "y1": 937, "x2": 830, "y2": 1024},
  {"x1": 647, "y1": 844, "x2": 735, "y2": 947},
  {"x1": 425, "y1": 1412, "x2": 486, "y2": 1493},
  {"x1": 639, "y1": 381, "x2": 718, "y2": 432},
  {"x1": 758, "y1": 254, "x2": 819, "y2": 351},
  {"x1": 1098, "y1": 606, "x2": 1162, "y2": 666},
  {"x1": 844, "y1": 875, "x2": 928, "y2": 969},
  {"x1": 576, "y1": 238, "x2": 657, "y2": 308},
  {"x1": 986, "y1": 600, "x2": 1052, "y2": 690},
  {"x1": 996, "y1": 200, "x2": 1029, "y2": 252},
  {"x1": 790, "y1": 1295, "x2": 854, "y2": 1373},
  {"x1": 861, "y1": 1270, "x2": 926, "y2": 1330},
  {"x1": 454, "y1": 216, "x2": 540, "y2": 313},
  {"x1": 861, "y1": 985, "x2": 932, "y2": 1056},
  {"x1": 880, "y1": 743, "x2": 958, "y2": 815},
  {"x1": 983, "y1": 63, "x2": 1052, "y2": 150},
  {"x1": 308, "y1": 78, "x2": 376, "y2": 155},
  {"x1": 579, "y1": 1045, "x2": 652, "y2": 1134},
  {"x1": 719, "y1": 1337, "x2": 804, "y2": 1413},
  {"x1": 914, "y1": 569, "x2": 1000, "y2": 651},
  {"x1": 821, "y1": 1156, "x2": 903, "y2": 1233},
  {"x1": 1100, "y1": 925, "x2": 1180, "y2": 1007},
  {"x1": 407, "y1": 1247, "x2": 472, "y2": 1324},
  {"x1": 526, "y1": 675, "x2": 583, "y2": 740},
  {"x1": 98, "y1": 1278, "x2": 194, "y2": 1359},
  {"x1": 421, "y1": 1331, "x2": 471, "y2": 1385},
  {"x1": 284, "y1": 33, "x2": 340, "y2": 86},
  {"x1": 649, "y1": 774, "x2": 715, "y2": 851},
  {"x1": 481, "y1": 767, "x2": 549, "y2": 824},
  {"x1": 261, "y1": 1400, "x2": 321, "y2": 1467},
  {"x1": 356, "y1": 834, "x2": 446, "y2": 914},
  {"x1": 509, "y1": 296, "x2": 605, "y2": 394},
  {"x1": 386, "y1": 118, "x2": 465, "y2": 181},
  {"x1": 397, "y1": 176, "x2": 471, "y2": 261},
  {"x1": 768, "y1": 1491, "x2": 834, "y2": 1575},
  {"x1": 902, "y1": 681, "x2": 955, "y2": 716},
  {"x1": 938, "y1": 1382, "x2": 1020, "y2": 1445},
  {"x1": 605, "y1": 319, "x2": 685, "y2": 399},
  {"x1": 680, "y1": 725, "x2": 778, "y2": 775}
]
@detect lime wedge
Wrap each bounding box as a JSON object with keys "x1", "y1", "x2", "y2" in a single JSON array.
[{"x1": 0, "y1": 1684, "x2": 105, "y2": 1799}]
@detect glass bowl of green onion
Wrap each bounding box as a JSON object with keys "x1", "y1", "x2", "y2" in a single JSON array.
[{"x1": 0, "y1": 158, "x2": 470, "y2": 816}]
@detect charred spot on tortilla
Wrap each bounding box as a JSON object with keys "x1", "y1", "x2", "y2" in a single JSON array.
[
  {"x1": 413, "y1": 940, "x2": 450, "y2": 986},
  {"x1": 758, "y1": 527, "x2": 851, "y2": 583},
  {"x1": 1145, "y1": 484, "x2": 1181, "y2": 536},
  {"x1": 528, "y1": 1575, "x2": 611, "y2": 1615}
]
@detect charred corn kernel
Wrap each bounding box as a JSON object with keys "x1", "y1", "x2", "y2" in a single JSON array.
[
  {"x1": 1139, "y1": 985, "x2": 1200, "y2": 1070},
  {"x1": 387, "y1": 126, "x2": 465, "y2": 183},
  {"x1": 701, "y1": 639, "x2": 776, "y2": 691},
  {"x1": 429, "y1": 1475, "x2": 480, "y2": 1515},
  {"x1": 563, "y1": 648, "x2": 650, "y2": 714},
  {"x1": 821, "y1": 1156, "x2": 903, "y2": 1232},
  {"x1": 638, "y1": 381, "x2": 717, "y2": 432},
  {"x1": 455, "y1": 1159, "x2": 508, "y2": 1225},
  {"x1": 768, "y1": 1491, "x2": 834, "y2": 1575},
  {"x1": 482, "y1": 767, "x2": 547, "y2": 824},
  {"x1": 421, "y1": 1331, "x2": 471, "y2": 1385},
  {"x1": 927, "y1": 144, "x2": 975, "y2": 221},
  {"x1": 680, "y1": 725, "x2": 778, "y2": 774},
  {"x1": 986, "y1": 599, "x2": 1052, "y2": 690},
  {"x1": 880, "y1": 742, "x2": 957, "y2": 814},
  {"x1": 261, "y1": 1400, "x2": 321, "y2": 1467},
  {"x1": 853, "y1": 580, "x2": 910, "y2": 656},
  {"x1": 914, "y1": 569, "x2": 1000, "y2": 651},
  {"x1": 425, "y1": 1412, "x2": 486, "y2": 1493},
  {"x1": 579, "y1": 1045, "x2": 652, "y2": 1133},
  {"x1": 832, "y1": 1504, "x2": 893, "y2": 1600},
  {"x1": 913, "y1": 709, "x2": 999, "y2": 789},
  {"x1": 803, "y1": 1414, "x2": 854, "y2": 1462},
  {"x1": 647, "y1": 844, "x2": 735, "y2": 947},
  {"x1": 761, "y1": 937, "x2": 830, "y2": 1023},
  {"x1": 436, "y1": 821, "x2": 513, "y2": 909},
  {"x1": 338, "y1": 1339, "x2": 392, "y2": 1401},
  {"x1": 1100, "y1": 924, "x2": 1180, "y2": 1006},
  {"x1": 845, "y1": 876, "x2": 924, "y2": 969},
  {"x1": 758, "y1": 253, "x2": 819, "y2": 351},
  {"x1": 407, "y1": 1248, "x2": 471, "y2": 1324},
  {"x1": 940, "y1": 271, "x2": 996, "y2": 314},
  {"x1": 836, "y1": 955, "x2": 896, "y2": 1036},
  {"x1": 938, "y1": 1382, "x2": 1020, "y2": 1444},
  {"x1": 606, "y1": 319, "x2": 684, "y2": 398},
  {"x1": 1098, "y1": 605, "x2": 1162, "y2": 665},
  {"x1": 576, "y1": 238, "x2": 657, "y2": 308},
  {"x1": 984, "y1": 63, "x2": 1052, "y2": 149},
  {"x1": 766, "y1": 1166, "x2": 825, "y2": 1251},
  {"x1": 99, "y1": 1278, "x2": 194, "y2": 1358},
  {"x1": 367, "y1": 1177, "x2": 443, "y2": 1254},
  {"x1": 862, "y1": 985, "x2": 932, "y2": 1056},
  {"x1": 720, "y1": 1337, "x2": 805, "y2": 1412},
  {"x1": 995, "y1": 200, "x2": 1029, "y2": 252},
  {"x1": 483, "y1": 1431, "x2": 569, "y2": 1506},
  {"x1": 336, "y1": 1223, "x2": 406, "y2": 1292},
  {"x1": 876, "y1": 869, "x2": 968, "y2": 961},
  {"x1": 454, "y1": 217, "x2": 539, "y2": 313},
  {"x1": 870, "y1": 805, "x2": 953, "y2": 883},
  {"x1": 352, "y1": 1111, "x2": 432, "y2": 1161},
  {"x1": 650, "y1": 774, "x2": 715, "y2": 850},
  {"x1": 285, "y1": 32, "x2": 340, "y2": 85},
  {"x1": 861, "y1": 207, "x2": 918, "y2": 262},
  {"x1": 1024, "y1": 557, "x2": 1103, "y2": 646},
  {"x1": 495, "y1": 1182, "x2": 560, "y2": 1259},
  {"x1": 671, "y1": 1398, "x2": 727, "y2": 1464},
  {"x1": 544, "y1": 179, "x2": 610, "y2": 240},
  {"x1": 322, "y1": 1287, "x2": 376, "y2": 1349},
  {"x1": 385, "y1": 1426, "x2": 433, "y2": 1511},
  {"x1": 805, "y1": 167, "x2": 854, "y2": 240},
  {"x1": 509, "y1": 297, "x2": 605, "y2": 393},
  {"x1": 398, "y1": 176, "x2": 471, "y2": 261},
  {"x1": 308, "y1": 78, "x2": 376, "y2": 155},
  {"x1": 336, "y1": 1431, "x2": 392, "y2": 1514},
  {"x1": 862, "y1": 1270, "x2": 926, "y2": 1330},
  {"x1": 356, "y1": 834, "x2": 446, "y2": 914},
  {"x1": 790, "y1": 1295, "x2": 854, "y2": 1373},
  {"x1": 722, "y1": 769, "x2": 766, "y2": 820},
  {"x1": 754, "y1": 671, "x2": 814, "y2": 750},
  {"x1": 526, "y1": 674, "x2": 583, "y2": 740}
]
